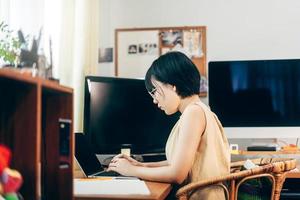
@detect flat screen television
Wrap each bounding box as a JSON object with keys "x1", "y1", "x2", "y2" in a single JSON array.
[
  {"x1": 84, "y1": 76, "x2": 180, "y2": 154},
  {"x1": 208, "y1": 59, "x2": 300, "y2": 138}
]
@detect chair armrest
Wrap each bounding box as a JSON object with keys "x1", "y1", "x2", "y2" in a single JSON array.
[
  {"x1": 176, "y1": 182, "x2": 229, "y2": 200},
  {"x1": 177, "y1": 164, "x2": 274, "y2": 194},
  {"x1": 176, "y1": 172, "x2": 235, "y2": 199},
  {"x1": 176, "y1": 159, "x2": 297, "y2": 200}
]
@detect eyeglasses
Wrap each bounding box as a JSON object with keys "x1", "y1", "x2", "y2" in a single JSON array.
[{"x1": 148, "y1": 88, "x2": 157, "y2": 99}]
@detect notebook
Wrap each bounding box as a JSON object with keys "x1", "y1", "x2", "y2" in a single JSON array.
[{"x1": 75, "y1": 133, "x2": 125, "y2": 178}]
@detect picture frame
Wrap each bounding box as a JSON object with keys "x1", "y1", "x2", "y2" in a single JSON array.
[{"x1": 115, "y1": 26, "x2": 207, "y2": 96}]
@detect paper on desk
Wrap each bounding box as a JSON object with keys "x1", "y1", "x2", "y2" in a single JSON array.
[{"x1": 74, "y1": 178, "x2": 150, "y2": 195}]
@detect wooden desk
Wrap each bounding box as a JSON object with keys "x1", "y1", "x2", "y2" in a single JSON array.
[{"x1": 74, "y1": 180, "x2": 172, "y2": 200}]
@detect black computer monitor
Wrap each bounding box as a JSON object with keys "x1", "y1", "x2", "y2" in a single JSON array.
[
  {"x1": 208, "y1": 59, "x2": 300, "y2": 138},
  {"x1": 84, "y1": 76, "x2": 180, "y2": 155}
]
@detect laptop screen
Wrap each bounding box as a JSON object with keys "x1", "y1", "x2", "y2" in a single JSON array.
[{"x1": 75, "y1": 133, "x2": 104, "y2": 176}]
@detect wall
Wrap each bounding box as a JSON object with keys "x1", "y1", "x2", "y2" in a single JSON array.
[
  {"x1": 0, "y1": 0, "x2": 65, "y2": 83},
  {"x1": 6, "y1": 0, "x2": 44, "y2": 36},
  {"x1": 97, "y1": 0, "x2": 300, "y2": 76},
  {"x1": 97, "y1": 0, "x2": 300, "y2": 140}
]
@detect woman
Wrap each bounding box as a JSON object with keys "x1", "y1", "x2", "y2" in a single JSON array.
[{"x1": 108, "y1": 51, "x2": 230, "y2": 199}]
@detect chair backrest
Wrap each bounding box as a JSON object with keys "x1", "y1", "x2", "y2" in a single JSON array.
[{"x1": 176, "y1": 158, "x2": 297, "y2": 200}]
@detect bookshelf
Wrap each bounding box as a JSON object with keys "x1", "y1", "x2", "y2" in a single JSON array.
[{"x1": 0, "y1": 68, "x2": 73, "y2": 200}]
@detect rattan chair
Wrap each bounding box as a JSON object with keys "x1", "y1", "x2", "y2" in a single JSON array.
[{"x1": 176, "y1": 158, "x2": 297, "y2": 200}]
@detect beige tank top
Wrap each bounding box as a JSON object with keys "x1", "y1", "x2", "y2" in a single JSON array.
[{"x1": 165, "y1": 101, "x2": 230, "y2": 200}]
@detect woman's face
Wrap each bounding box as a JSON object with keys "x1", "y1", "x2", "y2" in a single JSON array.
[{"x1": 149, "y1": 80, "x2": 180, "y2": 115}]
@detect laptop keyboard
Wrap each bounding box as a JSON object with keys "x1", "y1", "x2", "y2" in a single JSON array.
[{"x1": 93, "y1": 170, "x2": 121, "y2": 177}]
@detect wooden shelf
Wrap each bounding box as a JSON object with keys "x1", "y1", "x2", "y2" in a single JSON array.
[
  {"x1": 0, "y1": 68, "x2": 74, "y2": 200},
  {"x1": 0, "y1": 67, "x2": 38, "y2": 84},
  {"x1": 238, "y1": 150, "x2": 300, "y2": 155}
]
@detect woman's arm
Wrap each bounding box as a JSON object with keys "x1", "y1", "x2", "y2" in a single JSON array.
[
  {"x1": 108, "y1": 105, "x2": 206, "y2": 184},
  {"x1": 142, "y1": 160, "x2": 169, "y2": 167},
  {"x1": 110, "y1": 154, "x2": 168, "y2": 167},
  {"x1": 110, "y1": 154, "x2": 169, "y2": 167}
]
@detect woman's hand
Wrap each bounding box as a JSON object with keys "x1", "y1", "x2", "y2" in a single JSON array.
[
  {"x1": 107, "y1": 158, "x2": 136, "y2": 176},
  {"x1": 111, "y1": 154, "x2": 144, "y2": 167}
]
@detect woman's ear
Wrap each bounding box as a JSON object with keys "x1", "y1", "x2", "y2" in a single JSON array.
[{"x1": 173, "y1": 86, "x2": 177, "y2": 92}]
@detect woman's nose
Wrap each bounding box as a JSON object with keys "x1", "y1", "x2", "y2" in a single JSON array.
[{"x1": 153, "y1": 98, "x2": 158, "y2": 104}]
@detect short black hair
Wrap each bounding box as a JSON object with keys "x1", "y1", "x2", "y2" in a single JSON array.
[{"x1": 145, "y1": 51, "x2": 200, "y2": 98}]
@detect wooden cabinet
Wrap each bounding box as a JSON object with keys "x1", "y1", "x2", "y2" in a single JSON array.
[{"x1": 0, "y1": 68, "x2": 73, "y2": 200}]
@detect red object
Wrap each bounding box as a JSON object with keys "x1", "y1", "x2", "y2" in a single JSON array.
[
  {"x1": 2, "y1": 168, "x2": 23, "y2": 193},
  {"x1": 0, "y1": 145, "x2": 11, "y2": 174}
]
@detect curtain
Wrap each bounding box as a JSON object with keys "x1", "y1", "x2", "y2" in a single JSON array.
[
  {"x1": 0, "y1": 0, "x2": 99, "y2": 132},
  {"x1": 71, "y1": 0, "x2": 100, "y2": 132},
  {"x1": 0, "y1": 0, "x2": 10, "y2": 24},
  {"x1": 56, "y1": 0, "x2": 99, "y2": 132}
]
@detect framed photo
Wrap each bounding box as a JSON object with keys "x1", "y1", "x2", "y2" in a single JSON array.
[
  {"x1": 98, "y1": 48, "x2": 113, "y2": 63},
  {"x1": 161, "y1": 30, "x2": 183, "y2": 46},
  {"x1": 183, "y1": 31, "x2": 203, "y2": 58},
  {"x1": 128, "y1": 45, "x2": 137, "y2": 54}
]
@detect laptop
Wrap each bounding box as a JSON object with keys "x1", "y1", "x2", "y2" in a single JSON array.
[{"x1": 75, "y1": 133, "x2": 123, "y2": 178}]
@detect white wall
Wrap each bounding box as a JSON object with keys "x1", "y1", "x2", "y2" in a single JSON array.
[
  {"x1": 0, "y1": 0, "x2": 64, "y2": 81},
  {"x1": 97, "y1": 0, "x2": 300, "y2": 75},
  {"x1": 8, "y1": 0, "x2": 44, "y2": 36},
  {"x1": 97, "y1": 0, "x2": 300, "y2": 139}
]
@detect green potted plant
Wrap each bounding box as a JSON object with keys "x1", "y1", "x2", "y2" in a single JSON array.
[{"x1": 0, "y1": 21, "x2": 21, "y2": 67}]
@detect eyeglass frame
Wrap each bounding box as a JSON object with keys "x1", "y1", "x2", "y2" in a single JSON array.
[{"x1": 148, "y1": 88, "x2": 157, "y2": 99}]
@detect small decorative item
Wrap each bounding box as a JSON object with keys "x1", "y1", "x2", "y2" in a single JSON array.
[
  {"x1": 199, "y1": 75, "x2": 208, "y2": 93},
  {"x1": 0, "y1": 145, "x2": 23, "y2": 200},
  {"x1": 229, "y1": 144, "x2": 239, "y2": 155},
  {"x1": 18, "y1": 29, "x2": 40, "y2": 69},
  {"x1": 98, "y1": 48, "x2": 113, "y2": 63},
  {"x1": 120, "y1": 144, "x2": 132, "y2": 157}
]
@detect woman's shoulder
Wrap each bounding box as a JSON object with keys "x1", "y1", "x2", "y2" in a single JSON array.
[
  {"x1": 181, "y1": 102, "x2": 206, "y2": 122},
  {"x1": 179, "y1": 102, "x2": 206, "y2": 137}
]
